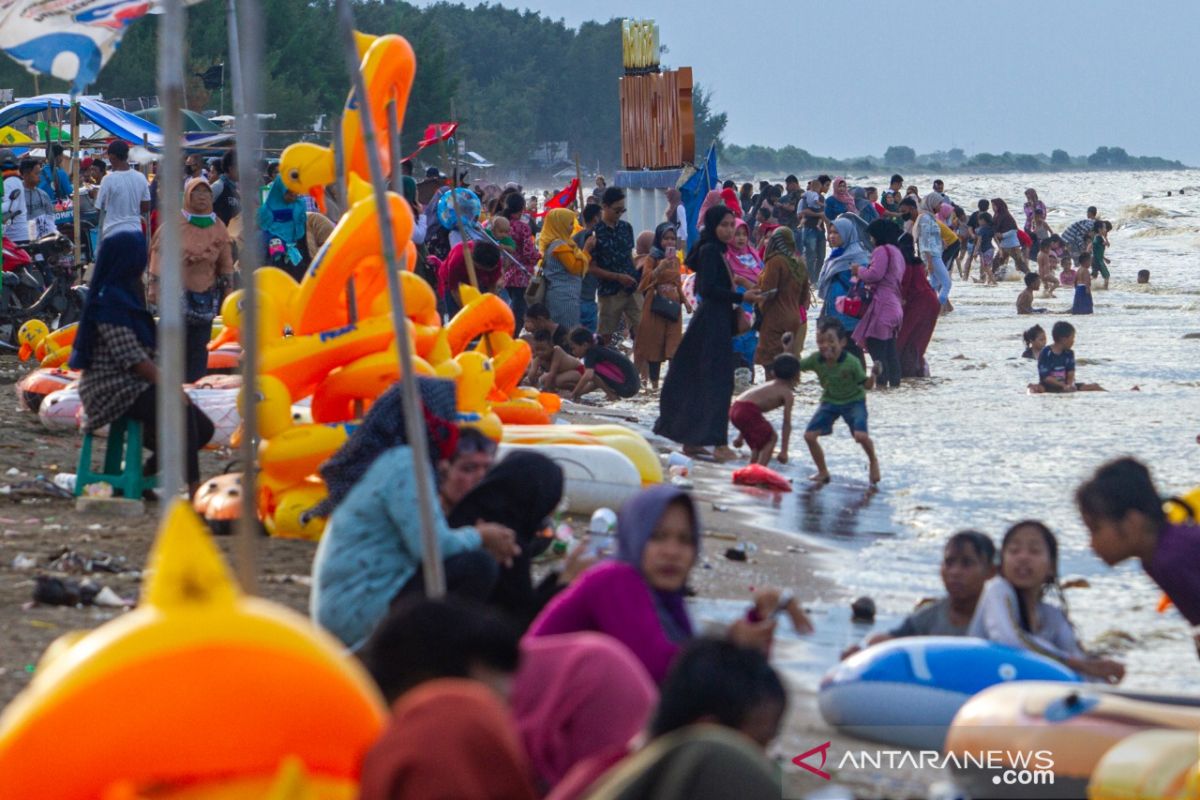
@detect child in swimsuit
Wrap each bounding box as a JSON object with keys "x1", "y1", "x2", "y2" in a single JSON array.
[{"x1": 730, "y1": 353, "x2": 801, "y2": 466}]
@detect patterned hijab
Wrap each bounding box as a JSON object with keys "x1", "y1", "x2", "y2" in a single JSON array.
[{"x1": 764, "y1": 225, "x2": 806, "y2": 285}]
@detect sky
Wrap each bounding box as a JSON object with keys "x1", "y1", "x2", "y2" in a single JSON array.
[{"x1": 411, "y1": 0, "x2": 1198, "y2": 164}]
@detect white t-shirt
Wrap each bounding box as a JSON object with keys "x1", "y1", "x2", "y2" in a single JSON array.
[
  {"x1": 96, "y1": 168, "x2": 150, "y2": 238},
  {"x1": 2, "y1": 175, "x2": 27, "y2": 241}
]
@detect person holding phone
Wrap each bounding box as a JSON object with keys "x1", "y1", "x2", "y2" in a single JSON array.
[{"x1": 634, "y1": 222, "x2": 690, "y2": 391}]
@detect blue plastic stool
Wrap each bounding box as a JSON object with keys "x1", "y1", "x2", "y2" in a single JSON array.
[{"x1": 75, "y1": 417, "x2": 157, "y2": 499}]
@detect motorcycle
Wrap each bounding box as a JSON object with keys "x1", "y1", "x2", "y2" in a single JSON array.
[{"x1": 0, "y1": 231, "x2": 87, "y2": 345}]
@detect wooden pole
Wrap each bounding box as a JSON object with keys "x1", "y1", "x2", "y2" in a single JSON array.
[
  {"x1": 228, "y1": 0, "x2": 263, "y2": 593},
  {"x1": 387, "y1": 99, "x2": 401, "y2": 195},
  {"x1": 335, "y1": 0, "x2": 445, "y2": 597},
  {"x1": 574, "y1": 153, "x2": 584, "y2": 211},
  {"x1": 155, "y1": 0, "x2": 187, "y2": 507},
  {"x1": 70, "y1": 101, "x2": 81, "y2": 270}
]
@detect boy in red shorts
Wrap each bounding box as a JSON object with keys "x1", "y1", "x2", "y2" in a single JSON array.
[{"x1": 729, "y1": 353, "x2": 801, "y2": 465}]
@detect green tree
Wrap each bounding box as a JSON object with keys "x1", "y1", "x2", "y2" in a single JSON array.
[
  {"x1": 883, "y1": 145, "x2": 915, "y2": 165},
  {"x1": 1051, "y1": 149, "x2": 1071, "y2": 166},
  {"x1": 693, "y1": 83, "x2": 727, "y2": 155}
]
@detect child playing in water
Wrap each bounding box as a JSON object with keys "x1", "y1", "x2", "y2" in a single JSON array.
[
  {"x1": 1077, "y1": 457, "x2": 1200, "y2": 635},
  {"x1": 1022, "y1": 324, "x2": 1046, "y2": 359},
  {"x1": 799, "y1": 319, "x2": 880, "y2": 484},
  {"x1": 974, "y1": 212, "x2": 997, "y2": 285},
  {"x1": 527, "y1": 329, "x2": 580, "y2": 393},
  {"x1": 564, "y1": 326, "x2": 640, "y2": 401},
  {"x1": 968, "y1": 521, "x2": 1125, "y2": 682},
  {"x1": 1035, "y1": 236, "x2": 1061, "y2": 297},
  {"x1": 1091, "y1": 221, "x2": 1112, "y2": 290},
  {"x1": 842, "y1": 531, "x2": 997, "y2": 659},
  {"x1": 1038, "y1": 321, "x2": 1104, "y2": 393},
  {"x1": 729, "y1": 353, "x2": 801, "y2": 466},
  {"x1": 1072, "y1": 252, "x2": 1095, "y2": 314},
  {"x1": 1017, "y1": 273, "x2": 1048, "y2": 315}
]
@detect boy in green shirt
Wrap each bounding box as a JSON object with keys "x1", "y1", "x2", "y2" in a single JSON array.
[
  {"x1": 1091, "y1": 221, "x2": 1111, "y2": 290},
  {"x1": 799, "y1": 319, "x2": 880, "y2": 484}
]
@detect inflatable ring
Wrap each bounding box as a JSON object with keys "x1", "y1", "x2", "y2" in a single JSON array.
[{"x1": 310, "y1": 350, "x2": 434, "y2": 424}]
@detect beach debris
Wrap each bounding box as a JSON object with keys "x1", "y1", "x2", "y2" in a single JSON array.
[
  {"x1": 732, "y1": 463, "x2": 792, "y2": 492},
  {"x1": 83, "y1": 481, "x2": 114, "y2": 499},
  {"x1": 723, "y1": 547, "x2": 747, "y2": 562},
  {"x1": 46, "y1": 547, "x2": 127, "y2": 574},
  {"x1": 786, "y1": 544, "x2": 806, "y2": 554},
  {"x1": 5, "y1": 467, "x2": 22, "y2": 476},
  {"x1": 29, "y1": 576, "x2": 131, "y2": 608},
  {"x1": 51, "y1": 473, "x2": 76, "y2": 493},
  {"x1": 669, "y1": 475, "x2": 694, "y2": 489},
  {"x1": 851, "y1": 596, "x2": 877, "y2": 623},
  {"x1": 711, "y1": 503, "x2": 729, "y2": 512},
  {"x1": 1061, "y1": 577, "x2": 1091, "y2": 589},
  {"x1": 11, "y1": 553, "x2": 37, "y2": 570}
]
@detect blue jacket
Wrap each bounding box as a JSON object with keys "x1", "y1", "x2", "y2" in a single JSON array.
[
  {"x1": 820, "y1": 270, "x2": 860, "y2": 334},
  {"x1": 39, "y1": 165, "x2": 72, "y2": 201},
  {"x1": 310, "y1": 446, "x2": 481, "y2": 649}
]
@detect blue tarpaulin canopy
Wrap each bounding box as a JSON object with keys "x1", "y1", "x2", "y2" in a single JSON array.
[{"x1": 0, "y1": 93, "x2": 164, "y2": 147}]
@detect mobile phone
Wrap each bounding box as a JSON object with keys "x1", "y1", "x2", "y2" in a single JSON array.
[{"x1": 759, "y1": 288, "x2": 779, "y2": 299}]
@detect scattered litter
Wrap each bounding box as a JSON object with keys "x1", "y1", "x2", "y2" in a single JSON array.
[
  {"x1": 46, "y1": 547, "x2": 126, "y2": 574},
  {"x1": 83, "y1": 482, "x2": 114, "y2": 499},
  {"x1": 5, "y1": 467, "x2": 21, "y2": 476},
  {"x1": 11, "y1": 554, "x2": 37, "y2": 570},
  {"x1": 92, "y1": 586, "x2": 130, "y2": 608},
  {"x1": 711, "y1": 503, "x2": 729, "y2": 512},
  {"x1": 786, "y1": 544, "x2": 807, "y2": 554},
  {"x1": 1062, "y1": 577, "x2": 1091, "y2": 589},
  {"x1": 669, "y1": 475, "x2": 693, "y2": 489},
  {"x1": 29, "y1": 576, "x2": 128, "y2": 607},
  {"x1": 723, "y1": 547, "x2": 747, "y2": 562},
  {"x1": 51, "y1": 473, "x2": 76, "y2": 493}
]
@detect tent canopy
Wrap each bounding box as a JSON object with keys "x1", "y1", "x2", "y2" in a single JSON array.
[
  {"x1": 0, "y1": 93, "x2": 164, "y2": 147},
  {"x1": 134, "y1": 107, "x2": 222, "y2": 133}
]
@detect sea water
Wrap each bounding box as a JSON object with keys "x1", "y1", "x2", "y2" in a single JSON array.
[{"x1": 609, "y1": 169, "x2": 1200, "y2": 693}]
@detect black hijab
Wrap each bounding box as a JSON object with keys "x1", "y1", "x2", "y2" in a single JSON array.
[
  {"x1": 685, "y1": 205, "x2": 732, "y2": 271},
  {"x1": 69, "y1": 232, "x2": 155, "y2": 370}
]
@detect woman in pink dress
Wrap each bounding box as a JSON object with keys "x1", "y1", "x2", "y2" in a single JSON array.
[{"x1": 851, "y1": 219, "x2": 906, "y2": 388}]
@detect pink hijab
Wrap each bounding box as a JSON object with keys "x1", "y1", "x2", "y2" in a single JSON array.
[
  {"x1": 937, "y1": 203, "x2": 953, "y2": 222},
  {"x1": 696, "y1": 189, "x2": 724, "y2": 230},
  {"x1": 511, "y1": 633, "x2": 658, "y2": 794},
  {"x1": 832, "y1": 177, "x2": 856, "y2": 210},
  {"x1": 724, "y1": 218, "x2": 763, "y2": 282}
]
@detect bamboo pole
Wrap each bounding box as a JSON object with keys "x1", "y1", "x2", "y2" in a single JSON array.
[
  {"x1": 335, "y1": 0, "x2": 445, "y2": 597},
  {"x1": 387, "y1": 100, "x2": 401, "y2": 195},
  {"x1": 70, "y1": 101, "x2": 81, "y2": 270},
  {"x1": 229, "y1": 0, "x2": 263, "y2": 593},
  {"x1": 155, "y1": 0, "x2": 186, "y2": 507}
]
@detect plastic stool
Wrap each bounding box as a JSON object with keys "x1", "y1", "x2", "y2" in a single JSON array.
[{"x1": 75, "y1": 417, "x2": 158, "y2": 499}]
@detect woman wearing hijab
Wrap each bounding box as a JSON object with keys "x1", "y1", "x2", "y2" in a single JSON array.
[
  {"x1": 537, "y1": 208, "x2": 590, "y2": 329},
  {"x1": 257, "y1": 175, "x2": 308, "y2": 281},
  {"x1": 147, "y1": 178, "x2": 234, "y2": 383},
  {"x1": 310, "y1": 378, "x2": 522, "y2": 650},
  {"x1": 851, "y1": 220, "x2": 906, "y2": 388},
  {"x1": 753, "y1": 227, "x2": 808, "y2": 371},
  {"x1": 991, "y1": 197, "x2": 1029, "y2": 277},
  {"x1": 1023, "y1": 188, "x2": 1047, "y2": 258},
  {"x1": 816, "y1": 215, "x2": 872, "y2": 363},
  {"x1": 694, "y1": 189, "x2": 724, "y2": 232},
  {"x1": 663, "y1": 187, "x2": 687, "y2": 253},
  {"x1": 526, "y1": 485, "x2": 781, "y2": 683},
  {"x1": 72, "y1": 231, "x2": 215, "y2": 496},
  {"x1": 852, "y1": 186, "x2": 879, "y2": 223},
  {"x1": 512, "y1": 633, "x2": 658, "y2": 798},
  {"x1": 916, "y1": 192, "x2": 953, "y2": 310},
  {"x1": 359, "y1": 678, "x2": 538, "y2": 800},
  {"x1": 720, "y1": 187, "x2": 743, "y2": 218},
  {"x1": 654, "y1": 206, "x2": 761, "y2": 460},
  {"x1": 895, "y1": 198, "x2": 940, "y2": 378},
  {"x1": 725, "y1": 219, "x2": 763, "y2": 375},
  {"x1": 824, "y1": 177, "x2": 856, "y2": 219},
  {"x1": 634, "y1": 223, "x2": 688, "y2": 391}
]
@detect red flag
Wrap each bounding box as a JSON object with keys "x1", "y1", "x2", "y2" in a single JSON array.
[
  {"x1": 418, "y1": 122, "x2": 458, "y2": 149},
  {"x1": 535, "y1": 178, "x2": 580, "y2": 217}
]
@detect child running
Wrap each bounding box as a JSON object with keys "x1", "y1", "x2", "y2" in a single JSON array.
[
  {"x1": 1016, "y1": 273, "x2": 1047, "y2": 315},
  {"x1": 968, "y1": 521, "x2": 1125, "y2": 683},
  {"x1": 1038, "y1": 321, "x2": 1104, "y2": 393},
  {"x1": 1035, "y1": 236, "x2": 1061, "y2": 297},
  {"x1": 564, "y1": 326, "x2": 640, "y2": 401},
  {"x1": 729, "y1": 353, "x2": 801, "y2": 465},
  {"x1": 799, "y1": 319, "x2": 880, "y2": 484},
  {"x1": 843, "y1": 531, "x2": 996, "y2": 658},
  {"x1": 1077, "y1": 458, "x2": 1200, "y2": 636}
]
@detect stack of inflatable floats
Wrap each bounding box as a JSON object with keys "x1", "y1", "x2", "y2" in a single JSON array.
[
  {"x1": 215, "y1": 30, "x2": 659, "y2": 537},
  {"x1": 13, "y1": 317, "x2": 243, "y2": 445},
  {"x1": 817, "y1": 488, "x2": 1200, "y2": 799}
]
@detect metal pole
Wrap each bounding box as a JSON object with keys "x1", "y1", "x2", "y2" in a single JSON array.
[
  {"x1": 574, "y1": 153, "x2": 583, "y2": 211},
  {"x1": 335, "y1": 0, "x2": 445, "y2": 597},
  {"x1": 229, "y1": 0, "x2": 262, "y2": 593},
  {"x1": 332, "y1": 112, "x2": 347, "y2": 224},
  {"x1": 155, "y1": 0, "x2": 186, "y2": 507}
]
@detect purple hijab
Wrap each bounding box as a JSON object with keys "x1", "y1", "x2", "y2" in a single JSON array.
[{"x1": 616, "y1": 485, "x2": 700, "y2": 643}]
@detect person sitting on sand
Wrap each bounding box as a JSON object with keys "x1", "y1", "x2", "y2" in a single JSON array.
[
  {"x1": 527, "y1": 329, "x2": 580, "y2": 392},
  {"x1": 1022, "y1": 324, "x2": 1046, "y2": 359},
  {"x1": 729, "y1": 353, "x2": 800, "y2": 466},
  {"x1": 798, "y1": 319, "x2": 881, "y2": 484},
  {"x1": 1077, "y1": 458, "x2": 1200, "y2": 648},
  {"x1": 968, "y1": 521, "x2": 1126, "y2": 683},
  {"x1": 1037, "y1": 321, "x2": 1104, "y2": 393},
  {"x1": 1017, "y1": 273, "x2": 1048, "y2": 315},
  {"x1": 564, "y1": 327, "x2": 640, "y2": 401},
  {"x1": 526, "y1": 485, "x2": 813, "y2": 684},
  {"x1": 842, "y1": 531, "x2": 996, "y2": 659}
]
